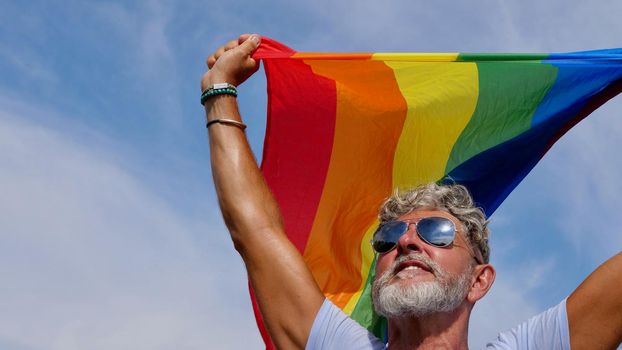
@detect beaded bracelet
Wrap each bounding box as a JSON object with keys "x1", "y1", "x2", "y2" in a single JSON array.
[{"x1": 200, "y1": 83, "x2": 238, "y2": 105}]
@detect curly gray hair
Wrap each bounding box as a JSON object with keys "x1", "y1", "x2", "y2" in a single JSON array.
[{"x1": 378, "y1": 183, "x2": 490, "y2": 264}]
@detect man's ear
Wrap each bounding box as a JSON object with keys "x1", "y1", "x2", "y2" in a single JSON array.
[{"x1": 467, "y1": 264, "x2": 496, "y2": 303}]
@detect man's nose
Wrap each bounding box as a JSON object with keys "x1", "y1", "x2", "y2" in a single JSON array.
[{"x1": 396, "y1": 225, "x2": 426, "y2": 254}]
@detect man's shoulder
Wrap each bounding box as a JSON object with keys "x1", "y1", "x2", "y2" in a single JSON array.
[{"x1": 306, "y1": 298, "x2": 385, "y2": 350}]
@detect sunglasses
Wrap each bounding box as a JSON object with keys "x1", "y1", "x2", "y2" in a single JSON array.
[{"x1": 371, "y1": 216, "x2": 483, "y2": 264}]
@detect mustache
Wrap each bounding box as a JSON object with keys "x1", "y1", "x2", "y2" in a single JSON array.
[{"x1": 388, "y1": 253, "x2": 445, "y2": 278}]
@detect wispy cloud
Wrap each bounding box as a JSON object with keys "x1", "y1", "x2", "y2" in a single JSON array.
[
  {"x1": 270, "y1": 0, "x2": 541, "y2": 52},
  {"x1": 540, "y1": 99, "x2": 622, "y2": 259},
  {"x1": 89, "y1": 1, "x2": 182, "y2": 127},
  {"x1": 0, "y1": 45, "x2": 59, "y2": 84},
  {"x1": 469, "y1": 234, "x2": 561, "y2": 346},
  {"x1": 0, "y1": 102, "x2": 262, "y2": 349},
  {"x1": 470, "y1": 275, "x2": 541, "y2": 347}
]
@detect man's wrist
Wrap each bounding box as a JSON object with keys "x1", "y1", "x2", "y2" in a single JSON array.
[
  {"x1": 204, "y1": 95, "x2": 240, "y2": 120},
  {"x1": 201, "y1": 71, "x2": 235, "y2": 91}
]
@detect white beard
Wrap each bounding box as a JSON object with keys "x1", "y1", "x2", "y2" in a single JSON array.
[{"x1": 372, "y1": 254, "x2": 473, "y2": 318}]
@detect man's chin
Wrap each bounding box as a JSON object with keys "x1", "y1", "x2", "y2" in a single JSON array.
[
  {"x1": 373, "y1": 270, "x2": 472, "y2": 318},
  {"x1": 373, "y1": 281, "x2": 440, "y2": 317}
]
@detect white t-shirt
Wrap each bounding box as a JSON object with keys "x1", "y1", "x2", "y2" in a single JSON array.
[{"x1": 306, "y1": 298, "x2": 570, "y2": 349}]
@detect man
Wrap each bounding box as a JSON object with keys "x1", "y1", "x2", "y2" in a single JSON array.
[{"x1": 203, "y1": 34, "x2": 622, "y2": 349}]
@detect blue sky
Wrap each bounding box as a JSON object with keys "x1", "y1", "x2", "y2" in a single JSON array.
[{"x1": 1, "y1": 0, "x2": 621, "y2": 349}]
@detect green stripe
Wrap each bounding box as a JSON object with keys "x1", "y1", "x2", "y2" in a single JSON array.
[
  {"x1": 350, "y1": 257, "x2": 387, "y2": 339},
  {"x1": 446, "y1": 61, "x2": 558, "y2": 173},
  {"x1": 457, "y1": 53, "x2": 549, "y2": 62}
]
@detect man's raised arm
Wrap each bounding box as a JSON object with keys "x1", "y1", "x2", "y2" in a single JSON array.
[
  {"x1": 203, "y1": 34, "x2": 324, "y2": 349},
  {"x1": 567, "y1": 251, "x2": 622, "y2": 349}
]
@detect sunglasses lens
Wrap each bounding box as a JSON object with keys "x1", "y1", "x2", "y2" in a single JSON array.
[
  {"x1": 371, "y1": 217, "x2": 457, "y2": 253},
  {"x1": 417, "y1": 217, "x2": 455, "y2": 247},
  {"x1": 372, "y1": 221, "x2": 408, "y2": 253}
]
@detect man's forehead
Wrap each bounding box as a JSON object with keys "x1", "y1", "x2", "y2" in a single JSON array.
[{"x1": 398, "y1": 208, "x2": 456, "y2": 221}]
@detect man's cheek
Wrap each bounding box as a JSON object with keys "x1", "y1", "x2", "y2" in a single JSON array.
[{"x1": 376, "y1": 256, "x2": 393, "y2": 276}]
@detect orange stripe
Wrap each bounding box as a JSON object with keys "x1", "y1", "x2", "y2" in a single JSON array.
[
  {"x1": 301, "y1": 59, "x2": 406, "y2": 308},
  {"x1": 292, "y1": 53, "x2": 373, "y2": 60}
]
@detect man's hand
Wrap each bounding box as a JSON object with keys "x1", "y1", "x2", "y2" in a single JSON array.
[{"x1": 202, "y1": 34, "x2": 261, "y2": 90}]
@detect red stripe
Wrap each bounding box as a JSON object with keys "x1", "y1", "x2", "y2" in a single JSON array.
[
  {"x1": 260, "y1": 59, "x2": 337, "y2": 252},
  {"x1": 253, "y1": 57, "x2": 337, "y2": 349},
  {"x1": 248, "y1": 281, "x2": 275, "y2": 350},
  {"x1": 253, "y1": 37, "x2": 296, "y2": 59}
]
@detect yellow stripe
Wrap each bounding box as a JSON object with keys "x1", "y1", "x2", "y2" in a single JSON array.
[
  {"x1": 340, "y1": 60, "x2": 478, "y2": 314},
  {"x1": 372, "y1": 53, "x2": 459, "y2": 62},
  {"x1": 387, "y1": 61, "x2": 479, "y2": 188},
  {"x1": 342, "y1": 220, "x2": 378, "y2": 314}
]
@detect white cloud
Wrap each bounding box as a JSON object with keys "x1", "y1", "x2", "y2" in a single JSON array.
[
  {"x1": 504, "y1": 0, "x2": 622, "y2": 51},
  {"x1": 0, "y1": 46, "x2": 59, "y2": 84},
  {"x1": 468, "y1": 224, "x2": 560, "y2": 347},
  {"x1": 470, "y1": 249, "x2": 558, "y2": 347},
  {"x1": 470, "y1": 275, "x2": 540, "y2": 347},
  {"x1": 541, "y1": 97, "x2": 622, "y2": 259},
  {"x1": 0, "y1": 105, "x2": 262, "y2": 349},
  {"x1": 87, "y1": 1, "x2": 182, "y2": 127},
  {"x1": 233, "y1": 0, "x2": 622, "y2": 54}
]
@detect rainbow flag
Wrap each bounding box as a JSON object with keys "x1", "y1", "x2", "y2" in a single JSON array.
[{"x1": 251, "y1": 38, "x2": 622, "y2": 347}]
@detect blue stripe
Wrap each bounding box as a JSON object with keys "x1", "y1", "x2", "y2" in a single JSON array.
[
  {"x1": 444, "y1": 62, "x2": 622, "y2": 216},
  {"x1": 532, "y1": 61, "x2": 622, "y2": 127}
]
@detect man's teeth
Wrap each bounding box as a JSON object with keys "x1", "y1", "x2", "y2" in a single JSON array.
[{"x1": 403, "y1": 266, "x2": 420, "y2": 271}]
